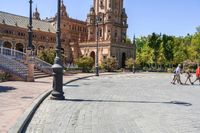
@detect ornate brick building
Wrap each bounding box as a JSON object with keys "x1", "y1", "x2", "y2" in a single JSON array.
[{"x1": 0, "y1": 0, "x2": 133, "y2": 68}]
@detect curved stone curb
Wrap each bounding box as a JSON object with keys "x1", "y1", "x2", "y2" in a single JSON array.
[
  {"x1": 8, "y1": 89, "x2": 51, "y2": 133},
  {"x1": 8, "y1": 74, "x2": 95, "y2": 133}
]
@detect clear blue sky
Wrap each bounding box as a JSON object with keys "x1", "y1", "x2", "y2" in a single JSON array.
[{"x1": 1, "y1": 0, "x2": 200, "y2": 38}]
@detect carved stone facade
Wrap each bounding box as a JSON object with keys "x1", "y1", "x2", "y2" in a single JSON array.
[
  {"x1": 0, "y1": 0, "x2": 133, "y2": 68},
  {"x1": 81, "y1": 0, "x2": 133, "y2": 67}
]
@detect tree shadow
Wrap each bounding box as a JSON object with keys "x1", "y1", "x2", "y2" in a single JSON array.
[
  {"x1": 0, "y1": 86, "x2": 16, "y2": 93},
  {"x1": 65, "y1": 98, "x2": 192, "y2": 106}
]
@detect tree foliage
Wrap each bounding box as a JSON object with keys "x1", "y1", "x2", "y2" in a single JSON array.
[
  {"x1": 75, "y1": 56, "x2": 94, "y2": 72},
  {"x1": 135, "y1": 32, "x2": 200, "y2": 71}
]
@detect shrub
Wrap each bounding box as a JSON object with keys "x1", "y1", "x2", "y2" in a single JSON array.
[
  {"x1": 37, "y1": 49, "x2": 56, "y2": 65},
  {"x1": 0, "y1": 72, "x2": 10, "y2": 82},
  {"x1": 125, "y1": 58, "x2": 134, "y2": 71},
  {"x1": 101, "y1": 57, "x2": 118, "y2": 72},
  {"x1": 75, "y1": 56, "x2": 94, "y2": 72},
  {"x1": 143, "y1": 67, "x2": 148, "y2": 71},
  {"x1": 167, "y1": 68, "x2": 173, "y2": 73}
]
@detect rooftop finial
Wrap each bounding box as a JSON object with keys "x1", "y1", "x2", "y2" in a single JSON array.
[
  {"x1": 62, "y1": 0, "x2": 64, "y2": 5},
  {"x1": 33, "y1": 5, "x2": 40, "y2": 20},
  {"x1": 36, "y1": 5, "x2": 38, "y2": 12}
]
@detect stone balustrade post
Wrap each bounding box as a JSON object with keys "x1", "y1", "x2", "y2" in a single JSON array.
[
  {"x1": 26, "y1": 49, "x2": 35, "y2": 82},
  {"x1": 27, "y1": 62, "x2": 34, "y2": 82},
  {"x1": 0, "y1": 46, "x2": 3, "y2": 54}
]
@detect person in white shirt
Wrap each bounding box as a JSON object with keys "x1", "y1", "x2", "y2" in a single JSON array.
[{"x1": 171, "y1": 64, "x2": 183, "y2": 85}]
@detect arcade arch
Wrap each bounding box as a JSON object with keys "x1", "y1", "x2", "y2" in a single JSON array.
[
  {"x1": 121, "y1": 52, "x2": 126, "y2": 68},
  {"x1": 90, "y1": 51, "x2": 95, "y2": 65},
  {"x1": 15, "y1": 43, "x2": 24, "y2": 52}
]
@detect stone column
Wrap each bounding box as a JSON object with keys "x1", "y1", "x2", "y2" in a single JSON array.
[{"x1": 12, "y1": 41, "x2": 16, "y2": 56}]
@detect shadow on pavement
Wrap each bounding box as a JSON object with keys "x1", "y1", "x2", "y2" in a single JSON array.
[
  {"x1": 64, "y1": 84, "x2": 79, "y2": 87},
  {"x1": 65, "y1": 99, "x2": 192, "y2": 106},
  {"x1": 34, "y1": 81, "x2": 51, "y2": 84},
  {"x1": 0, "y1": 86, "x2": 16, "y2": 93}
]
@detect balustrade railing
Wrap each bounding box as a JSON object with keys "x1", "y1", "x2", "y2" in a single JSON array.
[
  {"x1": 0, "y1": 47, "x2": 26, "y2": 61},
  {"x1": 0, "y1": 54, "x2": 27, "y2": 80},
  {"x1": 34, "y1": 57, "x2": 53, "y2": 75},
  {"x1": 0, "y1": 47, "x2": 53, "y2": 76}
]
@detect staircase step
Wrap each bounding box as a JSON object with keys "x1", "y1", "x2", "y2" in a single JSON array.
[
  {"x1": 34, "y1": 74, "x2": 51, "y2": 79},
  {"x1": 1, "y1": 52, "x2": 53, "y2": 80}
]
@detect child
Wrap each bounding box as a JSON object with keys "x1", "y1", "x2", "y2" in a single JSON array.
[
  {"x1": 192, "y1": 65, "x2": 200, "y2": 85},
  {"x1": 184, "y1": 70, "x2": 193, "y2": 85}
]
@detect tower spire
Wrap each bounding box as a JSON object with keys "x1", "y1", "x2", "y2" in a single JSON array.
[
  {"x1": 33, "y1": 5, "x2": 40, "y2": 20},
  {"x1": 60, "y1": 0, "x2": 68, "y2": 17},
  {"x1": 36, "y1": 5, "x2": 38, "y2": 11}
]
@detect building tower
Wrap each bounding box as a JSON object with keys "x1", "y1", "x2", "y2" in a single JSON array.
[
  {"x1": 87, "y1": 0, "x2": 128, "y2": 43},
  {"x1": 60, "y1": 0, "x2": 68, "y2": 17},
  {"x1": 33, "y1": 7, "x2": 41, "y2": 20}
]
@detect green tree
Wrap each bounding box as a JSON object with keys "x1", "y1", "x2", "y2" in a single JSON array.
[
  {"x1": 157, "y1": 43, "x2": 166, "y2": 68},
  {"x1": 161, "y1": 34, "x2": 174, "y2": 64},
  {"x1": 173, "y1": 44, "x2": 187, "y2": 65},
  {"x1": 140, "y1": 43, "x2": 154, "y2": 67},
  {"x1": 148, "y1": 33, "x2": 162, "y2": 68},
  {"x1": 191, "y1": 33, "x2": 200, "y2": 63}
]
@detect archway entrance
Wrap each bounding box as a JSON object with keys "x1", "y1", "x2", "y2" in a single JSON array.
[
  {"x1": 3, "y1": 41, "x2": 12, "y2": 55},
  {"x1": 15, "y1": 43, "x2": 24, "y2": 52},
  {"x1": 3, "y1": 41, "x2": 12, "y2": 49},
  {"x1": 65, "y1": 46, "x2": 74, "y2": 67},
  {"x1": 121, "y1": 52, "x2": 126, "y2": 68},
  {"x1": 90, "y1": 51, "x2": 95, "y2": 65}
]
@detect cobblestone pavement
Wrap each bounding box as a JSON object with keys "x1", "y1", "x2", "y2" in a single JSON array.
[
  {"x1": 0, "y1": 73, "x2": 93, "y2": 133},
  {"x1": 26, "y1": 73, "x2": 200, "y2": 133}
]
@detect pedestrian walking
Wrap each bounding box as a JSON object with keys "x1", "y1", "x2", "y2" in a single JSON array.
[
  {"x1": 184, "y1": 69, "x2": 193, "y2": 85},
  {"x1": 192, "y1": 65, "x2": 200, "y2": 85},
  {"x1": 171, "y1": 64, "x2": 183, "y2": 85}
]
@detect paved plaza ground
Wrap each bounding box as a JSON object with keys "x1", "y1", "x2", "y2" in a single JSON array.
[
  {"x1": 24, "y1": 73, "x2": 200, "y2": 133},
  {"x1": 0, "y1": 73, "x2": 94, "y2": 133}
]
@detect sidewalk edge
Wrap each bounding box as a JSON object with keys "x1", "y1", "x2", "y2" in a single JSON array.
[{"x1": 8, "y1": 74, "x2": 95, "y2": 133}]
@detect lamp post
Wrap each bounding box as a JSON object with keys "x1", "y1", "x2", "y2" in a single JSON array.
[
  {"x1": 95, "y1": 15, "x2": 100, "y2": 76},
  {"x1": 26, "y1": 0, "x2": 34, "y2": 82},
  {"x1": 28, "y1": 0, "x2": 33, "y2": 50},
  {"x1": 132, "y1": 35, "x2": 136, "y2": 73},
  {"x1": 51, "y1": 0, "x2": 65, "y2": 100}
]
